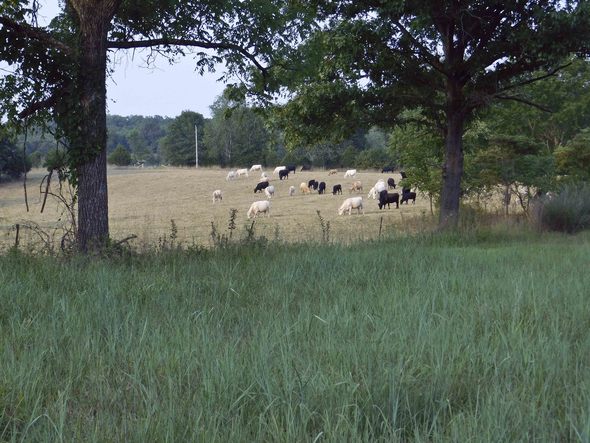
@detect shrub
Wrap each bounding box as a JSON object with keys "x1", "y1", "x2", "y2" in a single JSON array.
[
  {"x1": 534, "y1": 183, "x2": 590, "y2": 233},
  {"x1": 108, "y1": 145, "x2": 132, "y2": 166}
]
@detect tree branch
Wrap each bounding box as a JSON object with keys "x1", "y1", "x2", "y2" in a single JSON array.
[
  {"x1": 17, "y1": 93, "x2": 60, "y2": 119},
  {"x1": 392, "y1": 20, "x2": 447, "y2": 76},
  {"x1": 496, "y1": 62, "x2": 572, "y2": 93},
  {"x1": 107, "y1": 38, "x2": 268, "y2": 74},
  {"x1": 0, "y1": 16, "x2": 72, "y2": 55},
  {"x1": 494, "y1": 94, "x2": 553, "y2": 113}
]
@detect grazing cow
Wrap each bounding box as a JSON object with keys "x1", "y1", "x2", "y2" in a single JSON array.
[
  {"x1": 308, "y1": 179, "x2": 319, "y2": 191},
  {"x1": 236, "y1": 168, "x2": 249, "y2": 178},
  {"x1": 400, "y1": 170, "x2": 407, "y2": 179},
  {"x1": 261, "y1": 172, "x2": 269, "y2": 179},
  {"x1": 332, "y1": 184, "x2": 342, "y2": 195},
  {"x1": 279, "y1": 169, "x2": 289, "y2": 180},
  {"x1": 250, "y1": 164, "x2": 262, "y2": 171},
  {"x1": 286, "y1": 164, "x2": 297, "y2": 174},
  {"x1": 381, "y1": 166, "x2": 394, "y2": 173},
  {"x1": 378, "y1": 190, "x2": 399, "y2": 209},
  {"x1": 338, "y1": 197, "x2": 364, "y2": 215},
  {"x1": 400, "y1": 190, "x2": 416, "y2": 205},
  {"x1": 226, "y1": 170, "x2": 236, "y2": 181},
  {"x1": 349, "y1": 180, "x2": 363, "y2": 193},
  {"x1": 247, "y1": 200, "x2": 271, "y2": 219},
  {"x1": 387, "y1": 177, "x2": 396, "y2": 189},
  {"x1": 318, "y1": 182, "x2": 326, "y2": 194},
  {"x1": 254, "y1": 181, "x2": 270, "y2": 193},
  {"x1": 273, "y1": 166, "x2": 287, "y2": 175},
  {"x1": 344, "y1": 169, "x2": 357, "y2": 178},
  {"x1": 212, "y1": 189, "x2": 223, "y2": 204},
  {"x1": 300, "y1": 182, "x2": 311, "y2": 194},
  {"x1": 288, "y1": 186, "x2": 295, "y2": 196},
  {"x1": 300, "y1": 164, "x2": 312, "y2": 171},
  {"x1": 328, "y1": 169, "x2": 338, "y2": 175},
  {"x1": 264, "y1": 185, "x2": 275, "y2": 199}
]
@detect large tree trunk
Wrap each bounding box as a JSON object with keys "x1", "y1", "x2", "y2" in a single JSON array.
[
  {"x1": 70, "y1": 0, "x2": 118, "y2": 251},
  {"x1": 439, "y1": 82, "x2": 465, "y2": 230}
]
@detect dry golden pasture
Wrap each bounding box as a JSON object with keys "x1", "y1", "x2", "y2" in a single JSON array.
[{"x1": 0, "y1": 166, "x2": 433, "y2": 249}]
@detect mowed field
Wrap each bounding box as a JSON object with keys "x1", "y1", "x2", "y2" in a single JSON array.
[{"x1": 0, "y1": 166, "x2": 432, "y2": 248}]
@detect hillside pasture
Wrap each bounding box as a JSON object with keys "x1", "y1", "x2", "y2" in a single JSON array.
[{"x1": 1, "y1": 167, "x2": 433, "y2": 249}]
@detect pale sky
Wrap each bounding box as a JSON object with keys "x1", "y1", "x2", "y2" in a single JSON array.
[{"x1": 39, "y1": 1, "x2": 227, "y2": 118}]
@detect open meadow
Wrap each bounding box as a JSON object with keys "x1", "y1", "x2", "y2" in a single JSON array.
[
  {"x1": 1, "y1": 166, "x2": 437, "y2": 250},
  {"x1": 1, "y1": 231, "x2": 589, "y2": 441}
]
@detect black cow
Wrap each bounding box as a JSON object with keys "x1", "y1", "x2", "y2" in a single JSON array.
[
  {"x1": 286, "y1": 164, "x2": 297, "y2": 174},
  {"x1": 254, "y1": 181, "x2": 270, "y2": 193},
  {"x1": 378, "y1": 190, "x2": 399, "y2": 209},
  {"x1": 308, "y1": 179, "x2": 319, "y2": 191},
  {"x1": 400, "y1": 170, "x2": 407, "y2": 179},
  {"x1": 332, "y1": 184, "x2": 342, "y2": 195},
  {"x1": 318, "y1": 182, "x2": 326, "y2": 194},
  {"x1": 387, "y1": 177, "x2": 396, "y2": 189},
  {"x1": 399, "y1": 188, "x2": 416, "y2": 205},
  {"x1": 300, "y1": 164, "x2": 312, "y2": 171},
  {"x1": 381, "y1": 166, "x2": 394, "y2": 173},
  {"x1": 279, "y1": 169, "x2": 289, "y2": 180}
]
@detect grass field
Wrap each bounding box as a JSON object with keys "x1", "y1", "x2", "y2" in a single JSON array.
[
  {"x1": 1, "y1": 232, "x2": 589, "y2": 441},
  {"x1": 1, "y1": 166, "x2": 439, "y2": 250}
]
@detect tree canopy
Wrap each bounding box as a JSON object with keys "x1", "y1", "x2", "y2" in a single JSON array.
[{"x1": 267, "y1": 0, "x2": 590, "y2": 228}]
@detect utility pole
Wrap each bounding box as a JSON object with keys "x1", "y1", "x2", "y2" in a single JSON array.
[{"x1": 195, "y1": 123, "x2": 199, "y2": 168}]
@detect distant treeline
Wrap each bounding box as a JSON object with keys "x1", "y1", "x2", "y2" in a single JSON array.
[{"x1": 9, "y1": 95, "x2": 396, "y2": 173}]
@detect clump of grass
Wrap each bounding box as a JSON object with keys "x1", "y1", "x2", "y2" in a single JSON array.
[{"x1": 534, "y1": 183, "x2": 590, "y2": 233}]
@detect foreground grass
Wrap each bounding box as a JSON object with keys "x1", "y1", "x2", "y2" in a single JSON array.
[{"x1": 1, "y1": 231, "x2": 589, "y2": 441}]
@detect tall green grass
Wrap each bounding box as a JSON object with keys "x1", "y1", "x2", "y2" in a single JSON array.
[{"x1": 1, "y1": 231, "x2": 589, "y2": 441}]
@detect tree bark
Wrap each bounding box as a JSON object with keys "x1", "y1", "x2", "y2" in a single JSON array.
[
  {"x1": 439, "y1": 82, "x2": 465, "y2": 230},
  {"x1": 69, "y1": 0, "x2": 119, "y2": 251}
]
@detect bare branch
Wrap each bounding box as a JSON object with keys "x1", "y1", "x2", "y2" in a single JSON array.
[
  {"x1": 108, "y1": 38, "x2": 268, "y2": 74},
  {"x1": 497, "y1": 62, "x2": 572, "y2": 93}
]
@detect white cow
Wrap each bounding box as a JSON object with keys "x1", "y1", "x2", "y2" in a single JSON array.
[
  {"x1": 261, "y1": 172, "x2": 269, "y2": 179},
  {"x1": 247, "y1": 200, "x2": 271, "y2": 219},
  {"x1": 264, "y1": 185, "x2": 275, "y2": 199},
  {"x1": 250, "y1": 164, "x2": 262, "y2": 171},
  {"x1": 236, "y1": 168, "x2": 249, "y2": 178},
  {"x1": 212, "y1": 189, "x2": 223, "y2": 203},
  {"x1": 273, "y1": 166, "x2": 287, "y2": 175},
  {"x1": 288, "y1": 186, "x2": 295, "y2": 196},
  {"x1": 338, "y1": 197, "x2": 364, "y2": 215},
  {"x1": 344, "y1": 169, "x2": 357, "y2": 178},
  {"x1": 226, "y1": 170, "x2": 236, "y2": 181}
]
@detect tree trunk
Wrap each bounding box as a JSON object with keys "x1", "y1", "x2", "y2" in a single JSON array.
[
  {"x1": 439, "y1": 79, "x2": 465, "y2": 230},
  {"x1": 70, "y1": 0, "x2": 118, "y2": 251}
]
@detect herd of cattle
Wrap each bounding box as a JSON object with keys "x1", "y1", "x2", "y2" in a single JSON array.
[{"x1": 212, "y1": 164, "x2": 416, "y2": 219}]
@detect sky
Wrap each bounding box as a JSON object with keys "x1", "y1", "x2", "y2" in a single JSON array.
[{"x1": 38, "y1": 1, "x2": 227, "y2": 118}]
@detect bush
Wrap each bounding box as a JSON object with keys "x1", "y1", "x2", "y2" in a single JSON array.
[
  {"x1": 534, "y1": 183, "x2": 590, "y2": 233},
  {"x1": 108, "y1": 145, "x2": 132, "y2": 166},
  {"x1": 0, "y1": 137, "x2": 31, "y2": 181}
]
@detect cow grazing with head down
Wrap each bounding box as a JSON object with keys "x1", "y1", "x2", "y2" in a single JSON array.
[
  {"x1": 332, "y1": 184, "x2": 342, "y2": 195},
  {"x1": 387, "y1": 178, "x2": 396, "y2": 189},
  {"x1": 318, "y1": 182, "x2": 326, "y2": 194},
  {"x1": 254, "y1": 181, "x2": 270, "y2": 193},
  {"x1": 401, "y1": 190, "x2": 416, "y2": 204},
  {"x1": 378, "y1": 190, "x2": 399, "y2": 209},
  {"x1": 279, "y1": 169, "x2": 289, "y2": 180}
]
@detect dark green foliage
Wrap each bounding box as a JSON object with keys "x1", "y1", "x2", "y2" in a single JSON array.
[
  {"x1": 0, "y1": 136, "x2": 30, "y2": 181},
  {"x1": 160, "y1": 111, "x2": 204, "y2": 166},
  {"x1": 107, "y1": 144, "x2": 132, "y2": 166},
  {"x1": 555, "y1": 129, "x2": 590, "y2": 182},
  {"x1": 535, "y1": 183, "x2": 590, "y2": 233}
]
